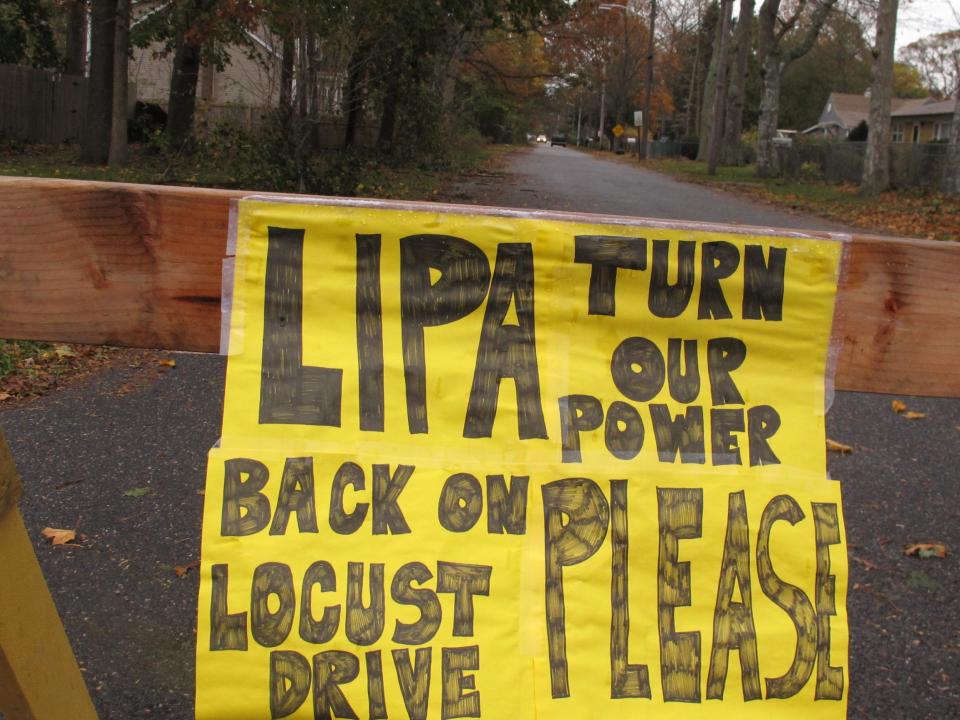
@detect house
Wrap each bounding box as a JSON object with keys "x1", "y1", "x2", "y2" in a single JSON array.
[
  {"x1": 129, "y1": 26, "x2": 283, "y2": 120},
  {"x1": 803, "y1": 93, "x2": 871, "y2": 138},
  {"x1": 891, "y1": 97, "x2": 954, "y2": 143},
  {"x1": 804, "y1": 92, "x2": 956, "y2": 142},
  {"x1": 128, "y1": 5, "x2": 342, "y2": 129}
]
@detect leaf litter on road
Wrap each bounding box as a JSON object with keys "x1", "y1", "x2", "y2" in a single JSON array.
[
  {"x1": 123, "y1": 487, "x2": 153, "y2": 498},
  {"x1": 890, "y1": 400, "x2": 926, "y2": 419},
  {"x1": 41, "y1": 527, "x2": 77, "y2": 545},
  {"x1": 826, "y1": 438, "x2": 854, "y2": 453},
  {"x1": 904, "y1": 543, "x2": 949, "y2": 559},
  {"x1": 174, "y1": 560, "x2": 200, "y2": 577}
]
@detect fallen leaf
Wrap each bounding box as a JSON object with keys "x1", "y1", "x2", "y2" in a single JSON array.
[
  {"x1": 42, "y1": 527, "x2": 77, "y2": 545},
  {"x1": 54, "y1": 344, "x2": 77, "y2": 358},
  {"x1": 158, "y1": 358, "x2": 177, "y2": 368},
  {"x1": 904, "y1": 543, "x2": 948, "y2": 559},
  {"x1": 174, "y1": 560, "x2": 200, "y2": 577},
  {"x1": 955, "y1": 426, "x2": 960, "y2": 432},
  {"x1": 826, "y1": 438, "x2": 854, "y2": 453},
  {"x1": 123, "y1": 486, "x2": 153, "y2": 498},
  {"x1": 903, "y1": 411, "x2": 926, "y2": 420},
  {"x1": 0, "y1": 391, "x2": 10, "y2": 401},
  {"x1": 891, "y1": 399, "x2": 907, "y2": 413}
]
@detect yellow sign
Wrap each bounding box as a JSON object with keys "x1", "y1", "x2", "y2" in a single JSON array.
[
  {"x1": 613, "y1": 124, "x2": 624, "y2": 137},
  {"x1": 196, "y1": 199, "x2": 848, "y2": 718}
]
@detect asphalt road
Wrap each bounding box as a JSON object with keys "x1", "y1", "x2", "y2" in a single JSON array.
[
  {"x1": 449, "y1": 143, "x2": 858, "y2": 233},
  {"x1": 2, "y1": 146, "x2": 957, "y2": 719}
]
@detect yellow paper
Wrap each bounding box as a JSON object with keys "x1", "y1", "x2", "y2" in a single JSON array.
[{"x1": 196, "y1": 199, "x2": 848, "y2": 719}]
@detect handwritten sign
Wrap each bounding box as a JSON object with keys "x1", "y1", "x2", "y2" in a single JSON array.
[{"x1": 195, "y1": 199, "x2": 848, "y2": 718}]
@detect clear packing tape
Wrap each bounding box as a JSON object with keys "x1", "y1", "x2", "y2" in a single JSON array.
[{"x1": 205, "y1": 197, "x2": 850, "y2": 719}]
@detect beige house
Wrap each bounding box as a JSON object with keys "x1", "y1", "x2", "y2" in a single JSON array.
[
  {"x1": 804, "y1": 92, "x2": 955, "y2": 143},
  {"x1": 130, "y1": 28, "x2": 283, "y2": 124},
  {"x1": 891, "y1": 97, "x2": 955, "y2": 143}
]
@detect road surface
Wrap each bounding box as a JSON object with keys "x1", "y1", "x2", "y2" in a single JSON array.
[
  {"x1": 1, "y1": 146, "x2": 956, "y2": 719},
  {"x1": 448, "y1": 143, "x2": 857, "y2": 233}
]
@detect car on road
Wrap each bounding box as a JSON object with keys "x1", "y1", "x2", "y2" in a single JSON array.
[
  {"x1": 536, "y1": 134, "x2": 547, "y2": 143},
  {"x1": 550, "y1": 135, "x2": 567, "y2": 147}
]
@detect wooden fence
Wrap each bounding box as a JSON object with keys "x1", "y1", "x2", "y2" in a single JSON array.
[{"x1": 0, "y1": 65, "x2": 88, "y2": 145}]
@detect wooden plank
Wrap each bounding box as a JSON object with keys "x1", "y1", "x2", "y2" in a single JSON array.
[
  {"x1": 0, "y1": 176, "x2": 227, "y2": 351},
  {"x1": 0, "y1": 431, "x2": 98, "y2": 720},
  {"x1": 0, "y1": 175, "x2": 958, "y2": 397}
]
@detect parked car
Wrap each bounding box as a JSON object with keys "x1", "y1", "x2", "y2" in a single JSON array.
[
  {"x1": 550, "y1": 135, "x2": 567, "y2": 147},
  {"x1": 536, "y1": 134, "x2": 548, "y2": 143},
  {"x1": 773, "y1": 129, "x2": 797, "y2": 147}
]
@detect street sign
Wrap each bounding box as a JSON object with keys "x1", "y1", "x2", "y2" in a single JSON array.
[
  {"x1": 612, "y1": 124, "x2": 624, "y2": 137},
  {"x1": 634, "y1": 110, "x2": 643, "y2": 127}
]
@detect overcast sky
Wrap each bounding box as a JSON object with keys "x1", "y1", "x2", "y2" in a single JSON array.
[{"x1": 896, "y1": 0, "x2": 956, "y2": 51}]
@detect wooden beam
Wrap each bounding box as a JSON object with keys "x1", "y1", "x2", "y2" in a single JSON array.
[{"x1": 1, "y1": 176, "x2": 958, "y2": 397}]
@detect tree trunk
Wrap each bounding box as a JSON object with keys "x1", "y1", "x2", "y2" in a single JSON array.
[
  {"x1": 309, "y1": 33, "x2": 322, "y2": 151},
  {"x1": 279, "y1": 35, "x2": 295, "y2": 129},
  {"x1": 755, "y1": 53, "x2": 781, "y2": 177},
  {"x1": 81, "y1": 0, "x2": 114, "y2": 164},
  {"x1": 696, "y1": 14, "x2": 723, "y2": 161},
  {"x1": 721, "y1": 0, "x2": 754, "y2": 165},
  {"x1": 378, "y1": 48, "x2": 404, "y2": 152},
  {"x1": 65, "y1": 0, "x2": 87, "y2": 76},
  {"x1": 861, "y1": 0, "x2": 898, "y2": 195},
  {"x1": 707, "y1": 0, "x2": 733, "y2": 174},
  {"x1": 343, "y1": 42, "x2": 367, "y2": 148},
  {"x1": 684, "y1": 21, "x2": 701, "y2": 138},
  {"x1": 944, "y1": 93, "x2": 960, "y2": 196},
  {"x1": 166, "y1": 34, "x2": 201, "y2": 146},
  {"x1": 109, "y1": 0, "x2": 129, "y2": 166}
]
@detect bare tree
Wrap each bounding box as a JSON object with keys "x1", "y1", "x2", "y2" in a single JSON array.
[
  {"x1": 697, "y1": 3, "x2": 727, "y2": 161},
  {"x1": 721, "y1": 0, "x2": 755, "y2": 165},
  {"x1": 947, "y1": 86, "x2": 960, "y2": 196},
  {"x1": 707, "y1": 0, "x2": 733, "y2": 174},
  {"x1": 861, "y1": 0, "x2": 898, "y2": 195},
  {"x1": 899, "y1": 30, "x2": 960, "y2": 99},
  {"x1": 81, "y1": 0, "x2": 115, "y2": 164},
  {"x1": 943, "y1": 5, "x2": 960, "y2": 195},
  {"x1": 756, "y1": 0, "x2": 838, "y2": 177}
]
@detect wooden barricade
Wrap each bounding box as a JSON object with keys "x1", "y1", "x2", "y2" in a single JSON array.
[{"x1": 0, "y1": 175, "x2": 958, "y2": 718}]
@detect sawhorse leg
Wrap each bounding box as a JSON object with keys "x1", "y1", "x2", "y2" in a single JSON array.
[{"x1": 0, "y1": 431, "x2": 97, "y2": 719}]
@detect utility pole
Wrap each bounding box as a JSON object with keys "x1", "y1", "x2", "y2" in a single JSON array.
[
  {"x1": 598, "y1": 2, "x2": 627, "y2": 151},
  {"x1": 639, "y1": 0, "x2": 657, "y2": 159},
  {"x1": 576, "y1": 86, "x2": 583, "y2": 146},
  {"x1": 598, "y1": 79, "x2": 606, "y2": 149}
]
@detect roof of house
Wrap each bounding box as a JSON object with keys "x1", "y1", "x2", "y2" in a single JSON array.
[
  {"x1": 824, "y1": 93, "x2": 871, "y2": 129},
  {"x1": 892, "y1": 97, "x2": 956, "y2": 118}
]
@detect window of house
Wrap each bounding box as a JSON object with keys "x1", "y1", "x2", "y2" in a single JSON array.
[
  {"x1": 892, "y1": 123, "x2": 903, "y2": 143},
  {"x1": 934, "y1": 122, "x2": 947, "y2": 141},
  {"x1": 912, "y1": 125, "x2": 920, "y2": 143}
]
